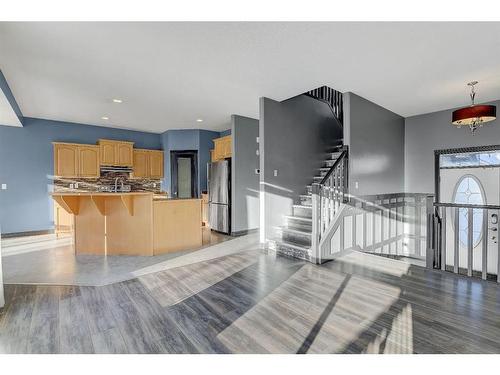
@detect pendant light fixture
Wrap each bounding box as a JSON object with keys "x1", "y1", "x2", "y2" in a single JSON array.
[{"x1": 452, "y1": 81, "x2": 496, "y2": 135}]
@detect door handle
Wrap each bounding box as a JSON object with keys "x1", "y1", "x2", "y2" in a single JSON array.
[{"x1": 489, "y1": 227, "x2": 498, "y2": 231}]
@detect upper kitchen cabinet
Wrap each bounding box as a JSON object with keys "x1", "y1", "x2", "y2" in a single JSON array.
[
  {"x1": 54, "y1": 143, "x2": 78, "y2": 177},
  {"x1": 132, "y1": 149, "x2": 164, "y2": 179},
  {"x1": 78, "y1": 145, "x2": 100, "y2": 177},
  {"x1": 53, "y1": 143, "x2": 99, "y2": 178},
  {"x1": 132, "y1": 149, "x2": 149, "y2": 178},
  {"x1": 98, "y1": 139, "x2": 134, "y2": 166},
  {"x1": 149, "y1": 150, "x2": 164, "y2": 178},
  {"x1": 212, "y1": 135, "x2": 232, "y2": 161}
]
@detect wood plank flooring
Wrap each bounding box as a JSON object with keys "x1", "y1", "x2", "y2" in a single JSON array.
[{"x1": 1, "y1": 249, "x2": 500, "y2": 354}]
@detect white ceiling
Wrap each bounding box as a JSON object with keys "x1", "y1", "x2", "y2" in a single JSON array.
[{"x1": 1, "y1": 22, "x2": 500, "y2": 133}]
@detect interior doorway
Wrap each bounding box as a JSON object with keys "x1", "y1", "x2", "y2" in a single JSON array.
[{"x1": 170, "y1": 150, "x2": 198, "y2": 198}]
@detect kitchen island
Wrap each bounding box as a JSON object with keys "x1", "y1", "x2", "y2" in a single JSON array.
[{"x1": 51, "y1": 192, "x2": 202, "y2": 256}]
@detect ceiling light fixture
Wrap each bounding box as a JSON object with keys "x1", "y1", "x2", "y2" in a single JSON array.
[
  {"x1": 101, "y1": 116, "x2": 109, "y2": 120},
  {"x1": 452, "y1": 81, "x2": 496, "y2": 135},
  {"x1": 196, "y1": 119, "x2": 203, "y2": 122},
  {"x1": 112, "y1": 99, "x2": 123, "y2": 103}
]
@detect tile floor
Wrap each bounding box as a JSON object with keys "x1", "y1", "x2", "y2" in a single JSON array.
[{"x1": 1, "y1": 228, "x2": 241, "y2": 286}]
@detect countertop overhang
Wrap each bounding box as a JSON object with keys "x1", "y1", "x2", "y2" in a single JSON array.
[{"x1": 51, "y1": 192, "x2": 153, "y2": 196}]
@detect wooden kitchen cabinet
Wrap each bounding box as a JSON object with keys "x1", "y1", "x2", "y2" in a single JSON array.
[
  {"x1": 221, "y1": 136, "x2": 232, "y2": 158},
  {"x1": 98, "y1": 139, "x2": 134, "y2": 167},
  {"x1": 132, "y1": 150, "x2": 149, "y2": 178},
  {"x1": 54, "y1": 143, "x2": 78, "y2": 177},
  {"x1": 53, "y1": 143, "x2": 99, "y2": 178},
  {"x1": 201, "y1": 193, "x2": 209, "y2": 226},
  {"x1": 54, "y1": 200, "x2": 74, "y2": 236},
  {"x1": 132, "y1": 149, "x2": 164, "y2": 179},
  {"x1": 78, "y1": 145, "x2": 100, "y2": 178},
  {"x1": 212, "y1": 135, "x2": 232, "y2": 161},
  {"x1": 149, "y1": 150, "x2": 164, "y2": 178}
]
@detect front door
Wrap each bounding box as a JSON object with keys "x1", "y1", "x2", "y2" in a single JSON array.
[
  {"x1": 170, "y1": 151, "x2": 198, "y2": 199},
  {"x1": 438, "y1": 148, "x2": 500, "y2": 276}
]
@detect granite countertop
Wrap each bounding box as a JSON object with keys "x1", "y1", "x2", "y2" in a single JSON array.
[
  {"x1": 51, "y1": 191, "x2": 154, "y2": 196},
  {"x1": 153, "y1": 196, "x2": 202, "y2": 201}
]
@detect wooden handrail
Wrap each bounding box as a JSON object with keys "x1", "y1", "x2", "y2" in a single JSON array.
[{"x1": 319, "y1": 149, "x2": 348, "y2": 185}]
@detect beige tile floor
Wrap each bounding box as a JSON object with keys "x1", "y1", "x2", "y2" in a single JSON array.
[{"x1": 1, "y1": 228, "x2": 256, "y2": 286}]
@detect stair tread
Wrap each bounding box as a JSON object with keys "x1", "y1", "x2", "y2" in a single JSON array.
[
  {"x1": 293, "y1": 204, "x2": 312, "y2": 209},
  {"x1": 285, "y1": 215, "x2": 312, "y2": 222},
  {"x1": 279, "y1": 226, "x2": 312, "y2": 236},
  {"x1": 270, "y1": 239, "x2": 311, "y2": 251}
]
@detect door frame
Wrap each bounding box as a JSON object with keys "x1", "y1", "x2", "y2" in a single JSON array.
[
  {"x1": 434, "y1": 144, "x2": 500, "y2": 203},
  {"x1": 170, "y1": 150, "x2": 198, "y2": 198}
]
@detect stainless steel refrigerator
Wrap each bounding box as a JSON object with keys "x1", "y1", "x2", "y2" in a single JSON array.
[{"x1": 208, "y1": 159, "x2": 231, "y2": 234}]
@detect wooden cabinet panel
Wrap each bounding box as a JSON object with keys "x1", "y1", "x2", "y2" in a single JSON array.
[
  {"x1": 98, "y1": 139, "x2": 134, "y2": 166},
  {"x1": 213, "y1": 138, "x2": 222, "y2": 161},
  {"x1": 212, "y1": 135, "x2": 232, "y2": 161},
  {"x1": 222, "y1": 136, "x2": 232, "y2": 158},
  {"x1": 99, "y1": 141, "x2": 116, "y2": 166},
  {"x1": 133, "y1": 150, "x2": 149, "y2": 178},
  {"x1": 149, "y1": 151, "x2": 164, "y2": 178},
  {"x1": 201, "y1": 193, "x2": 208, "y2": 226},
  {"x1": 116, "y1": 143, "x2": 133, "y2": 166},
  {"x1": 153, "y1": 199, "x2": 202, "y2": 255},
  {"x1": 54, "y1": 143, "x2": 78, "y2": 177},
  {"x1": 54, "y1": 143, "x2": 100, "y2": 178},
  {"x1": 54, "y1": 201, "x2": 74, "y2": 235},
  {"x1": 132, "y1": 149, "x2": 164, "y2": 179},
  {"x1": 78, "y1": 145, "x2": 100, "y2": 178}
]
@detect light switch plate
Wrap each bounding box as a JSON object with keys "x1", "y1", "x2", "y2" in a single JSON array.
[
  {"x1": 256, "y1": 137, "x2": 259, "y2": 143},
  {"x1": 256, "y1": 149, "x2": 259, "y2": 156},
  {"x1": 273, "y1": 170, "x2": 278, "y2": 177},
  {"x1": 1, "y1": 183, "x2": 6, "y2": 190},
  {"x1": 355, "y1": 181, "x2": 359, "y2": 189}
]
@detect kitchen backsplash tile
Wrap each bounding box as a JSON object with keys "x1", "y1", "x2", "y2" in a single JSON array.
[{"x1": 53, "y1": 171, "x2": 162, "y2": 193}]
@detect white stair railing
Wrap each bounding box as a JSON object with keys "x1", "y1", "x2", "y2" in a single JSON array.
[{"x1": 311, "y1": 147, "x2": 348, "y2": 263}]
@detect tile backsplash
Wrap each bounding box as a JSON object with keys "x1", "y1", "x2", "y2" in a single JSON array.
[{"x1": 53, "y1": 171, "x2": 162, "y2": 193}]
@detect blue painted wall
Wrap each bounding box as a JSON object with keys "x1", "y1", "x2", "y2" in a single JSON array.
[
  {"x1": 219, "y1": 129, "x2": 231, "y2": 137},
  {"x1": 161, "y1": 129, "x2": 199, "y2": 194},
  {"x1": 0, "y1": 117, "x2": 161, "y2": 234},
  {"x1": 161, "y1": 129, "x2": 219, "y2": 195},
  {"x1": 199, "y1": 130, "x2": 221, "y2": 193}
]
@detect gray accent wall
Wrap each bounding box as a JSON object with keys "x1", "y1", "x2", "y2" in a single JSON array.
[
  {"x1": 0, "y1": 69, "x2": 23, "y2": 125},
  {"x1": 344, "y1": 92, "x2": 405, "y2": 196},
  {"x1": 0, "y1": 234, "x2": 3, "y2": 308},
  {"x1": 259, "y1": 94, "x2": 343, "y2": 242},
  {"x1": 230, "y1": 115, "x2": 259, "y2": 234},
  {"x1": 405, "y1": 99, "x2": 500, "y2": 195}
]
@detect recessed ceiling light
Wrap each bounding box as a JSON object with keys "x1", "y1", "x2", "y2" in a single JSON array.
[
  {"x1": 196, "y1": 118, "x2": 203, "y2": 122},
  {"x1": 101, "y1": 116, "x2": 109, "y2": 120},
  {"x1": 112, "y1": 99, "x2": 123, "y2": 103}
]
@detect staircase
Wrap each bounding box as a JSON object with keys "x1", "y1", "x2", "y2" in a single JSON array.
[{"x1": 269, "y1": 147, "x2": 345, "y2": 262}]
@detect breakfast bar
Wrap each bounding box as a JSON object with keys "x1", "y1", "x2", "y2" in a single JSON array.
[{"x1": 51, "y1": 192, "x2": 202, "y2": 256}]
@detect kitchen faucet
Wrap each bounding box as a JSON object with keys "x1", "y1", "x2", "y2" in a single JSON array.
[{"x1": 114, "y1": 177, "x2": 125, "y2": 192}]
